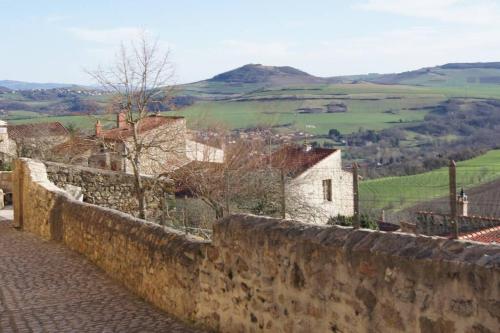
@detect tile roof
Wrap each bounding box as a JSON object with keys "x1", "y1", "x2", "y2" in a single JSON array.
[
  {"x1": 7, "y1": 122, "x2": 69, "y2": 140},
  {"x1": 99, "y1": 115, "x2": 184, "y2": 140},
  {"x1": 269, "y1": 145, "x2": 337, "y2": 178},
  {"x1": 459, "y1": 226, "x2": 500, "y2": 244},
  {"x1": 51, "y1": 137, "x2": 100, "y2": 156}
]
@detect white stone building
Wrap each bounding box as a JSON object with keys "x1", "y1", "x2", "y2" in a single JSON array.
[
  {"x1": 54, "y1": 113, "x2": 224, "y2": 175},
  {"x1": 272, "y1": 145, "x2": 353, "y2": 224}
]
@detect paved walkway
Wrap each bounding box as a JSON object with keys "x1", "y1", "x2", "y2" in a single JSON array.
[{"x1": 0, "y1": 215, "x2": 205, "y2": 333}]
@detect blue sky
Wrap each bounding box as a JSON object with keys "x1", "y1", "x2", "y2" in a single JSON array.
[{"x1": 1, "y1": 0, "x2": 500, "y2": 84}]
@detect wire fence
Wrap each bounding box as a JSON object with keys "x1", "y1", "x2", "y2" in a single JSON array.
[{"x1": 158, "y1": 161, "x2": 500, "y2": 239}]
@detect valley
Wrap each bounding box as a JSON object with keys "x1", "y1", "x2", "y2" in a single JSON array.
[{"x1": 3, "y1": 62, "x2": 500, "y2": 185}]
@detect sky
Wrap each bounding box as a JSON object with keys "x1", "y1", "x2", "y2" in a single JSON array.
[{"x1": 1, "y1": 0, "x2": 500, "y2": 85}]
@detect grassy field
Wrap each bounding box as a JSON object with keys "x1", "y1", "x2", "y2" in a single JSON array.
[
  {"x1": 0, "y1": 87, "x2": 478, "y2": 137},
  {"x1": 359, "y1": 150, "x2": 500, "y2": 211},
  {"x1": 168, "y1": 82, "x2": 448, "y2": 135},
  {"x1": 170, "y1": 97, "x2": 436, "y2": 134},
  {"x1": 4, "y1": 111, "x2": 116, "y2": 132},
  {"x1": 3, "y1": 80, "x2": 500, "y2": 137}
]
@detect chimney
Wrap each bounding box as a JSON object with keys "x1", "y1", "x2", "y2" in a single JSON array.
[
  {"x1": 117, "y1": 112, "x2": 127, "y2": 129},
  {"x1": 95, "y1": 120, "x2": 102, "y2": 137},
  {"x1": 457, "y1": 188, "x2": 469, "y2": 217}
]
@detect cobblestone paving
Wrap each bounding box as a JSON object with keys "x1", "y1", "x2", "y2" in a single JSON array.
[{"x1": 0, "y1": 219, "x2": 205, "y2": 333}]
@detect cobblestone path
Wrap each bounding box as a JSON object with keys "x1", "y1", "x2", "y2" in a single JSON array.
[{"x1": 0, "y1": 219, "x2": 205, "y2": 333}]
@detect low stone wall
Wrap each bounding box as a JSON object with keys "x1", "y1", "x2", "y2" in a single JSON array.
[
  {"x1": 12, "y1": 158, "x2": 500, "y2": 333},
  {"x1": 12, "y1": 158, "x2": 206, "y2": 322},
  {"x1": 44, "y1": 161, "x2": 172, "y2": 221},
  {"x1": 416, "y1": 211, "x2": 500, "y2": 236}
]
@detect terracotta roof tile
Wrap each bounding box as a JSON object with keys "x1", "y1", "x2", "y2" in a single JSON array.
[
  {"x1": 269, "y1": 145, "x2": 337, "y2": 177},
  {"x1": 7, "y1": 122, "x2": 69, "y2": 140},
  {"x1": 99, "y1": 115, "x2": 184, "y2": 140},
  {"x1": 51, "y1": 137, "x2": 100, "y2": 156},
  {"x1": 459, "y1": 226, "x2": 500, "y2": 244}
]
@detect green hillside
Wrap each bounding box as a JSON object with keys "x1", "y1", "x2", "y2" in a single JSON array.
[
  {"x1": 369, "y1": 62, "x2": 500, "y2": 88},
  {"x1": 170, "y1": 89, "x2": 442, "y2": 134},
  {"x1": 360, "y1": 150, "x2": 500, "y2": 211},
  {"x1": 4, "y1": 62, "x2": 500, "y2": 138}
]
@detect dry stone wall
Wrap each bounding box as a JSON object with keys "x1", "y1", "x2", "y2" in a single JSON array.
[
  {"x1": 44, "y1": 161, "x2": 172, "y2": 221},
  {"x1": 12, "y1": 158, "x2": 500, "y2": 333}
]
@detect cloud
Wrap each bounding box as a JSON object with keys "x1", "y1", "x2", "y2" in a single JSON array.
[
  {"x1": 312, "y1": 25, "x2": 500, "y2": 75},
  {"x1": 67, "y1": 27, "x2": 145, "y2": 44},
  {"x1": 355, "y1": 0, "x2": 500, "y2": 25},
  {"x1": 178, "y1": 23, "x2": 500, "y2": 82}
]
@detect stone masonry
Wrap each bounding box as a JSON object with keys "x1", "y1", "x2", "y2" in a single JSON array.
[
  {"x1": 12, "y1": 158, "x2": 500, "y2": 332},
  {"x1": 0, "y1": 218, "x2": 205, "y2": 333},
  {"x1": 44, "y1": 161, "x2": 173, "y2": 221}
]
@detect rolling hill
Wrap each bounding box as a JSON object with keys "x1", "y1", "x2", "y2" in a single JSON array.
[
  {"x1": 5, "y1": 61, "x2": 500, "y2": 136},
  {"x1": 365, "y1": 62, "x2": 500, "y2": 87},
  {"x1": 178, "y1": 64, "x2": 328, "y2": 100},
  {"x1": 0, "y1": 80, "x2": 83, "y2": 90},
  {"x1": 209, "y1": 64, "x2": 326, "y2": 85},
  {"x1": 360, "y1": 150, "x2": 500, "y2": 213}
]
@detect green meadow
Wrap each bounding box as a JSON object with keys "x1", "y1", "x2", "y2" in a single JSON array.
[
  {"x1": 5, "y1": 80, "x2": 500, "y2": 137},
  {"x1": 359, "y1": 150, "x2": 500, "y2": 211}
]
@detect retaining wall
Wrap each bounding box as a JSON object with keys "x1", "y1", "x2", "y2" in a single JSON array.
[
  {"x1": 12, "y1": 158, "x2": 500, "y2": 333},
  {"x1": 44, "y1": 161, "x2": 172, "y2": 221}
]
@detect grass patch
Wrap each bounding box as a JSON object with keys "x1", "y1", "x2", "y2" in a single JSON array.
[{"x1": 360, "y1": 150, "x2": 500, "y2": 210}]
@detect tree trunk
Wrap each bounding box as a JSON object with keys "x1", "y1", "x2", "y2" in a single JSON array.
[
  {"x1": 215, "y1": 205, "x2": 224, "y2": 219},
  {"x1": 131, "y1": 123, "x2": 147, "y2": 220},
  {"x1": 202, "y1": 197, "x2": 224, "y2": 220},
  {"x1": 137, "y1": 179, "x2": 147, "y2": 219}
]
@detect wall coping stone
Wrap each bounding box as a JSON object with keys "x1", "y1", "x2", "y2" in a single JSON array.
[{"x1": 216, "y1": 214, "x2": 500, "y2": 269}]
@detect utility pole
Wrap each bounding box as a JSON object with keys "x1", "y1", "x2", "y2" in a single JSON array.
[
  {"x1": 353, "y1": 162, "x2": 360, "y2": 229},
  {"x1": 224, "y1": 169, "x2": 230, "y2": 216},
  {"x1": 449, "y1": 160, "x2": 458, "y2": 239},
  {"x1": 280, "y1": 168, "x2": 286, "y2": 219}
]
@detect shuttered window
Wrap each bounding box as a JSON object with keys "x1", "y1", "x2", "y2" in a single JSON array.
[{"x1": 322, "y1": 179, "x2": 332, "y2": 201}]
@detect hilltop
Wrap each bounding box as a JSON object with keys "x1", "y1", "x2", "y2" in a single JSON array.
[
  {"x1": 0, "y1": 80, "x2": 84, "y2": 91},
  {"x1": 364, "y1": 62, "x2": 500, "y2": 86},
  {"x1": 208, "y1": 64, "x2": 326, "y2": 85}
]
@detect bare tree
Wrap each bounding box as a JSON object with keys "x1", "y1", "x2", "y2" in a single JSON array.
[
  {"x1": 172, "y1": 139, "x2": 326, "y2": 224},
  {"x1": 172, "y1": 138, "x2": 265, "y2": 220},
  {"x1": 88, "y1": 33, "x2": 181, "y2": 219}
]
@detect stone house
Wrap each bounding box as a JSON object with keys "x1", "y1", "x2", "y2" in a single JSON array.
[
  {"x1": 271, "y1": 145, "x2": 353, "y2": 224},
  {"x1": 0, "y1": 121, "x2": 70, "y2": 165},
  {"x1": 53, "y1": 113, "x2": 223, "y2": 176}
]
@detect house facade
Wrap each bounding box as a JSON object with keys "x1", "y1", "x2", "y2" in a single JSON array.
[
  {"x1": 54, "y1": 113, "x2": 224, "y2": 175},
  {"x1": 272, "y1": 145, "x2": 353, "y2": 224}
]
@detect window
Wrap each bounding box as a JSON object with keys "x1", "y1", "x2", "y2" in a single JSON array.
[{"x1": 322, "y1": 179, "x2": 332, "y2": 202}]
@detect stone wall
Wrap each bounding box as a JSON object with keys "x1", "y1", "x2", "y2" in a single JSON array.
[
  {"x1": 13, "y1": 158, "x2": 500, "y2": 333},
  {"x1": 416, "y1": 211, "x2": 500, "y2": 236},
  {"x1": 44, "y1": 161, "x2": 173, "y2": 221},
  {"x1": 12, "y1": 158, "x2": 206, "y2": 321}
]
